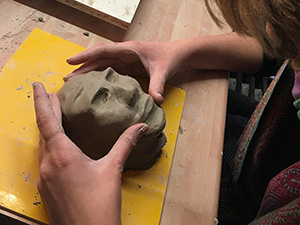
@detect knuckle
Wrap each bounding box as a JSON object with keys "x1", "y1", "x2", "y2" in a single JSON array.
[
  {"x1": 37, "y1": 178, "x2": 43, "y2": 193},
  {"x1": 121, "y1": 41, "x2": 140, "y2": 55},
  {"x1": 41, "y1": 143, "x2": 75, "y2": 170},
  {"x1": 39, "y1": 164, "x2": 53, "y2": 183},
  {"x1": 38, "y1": 152, "x2": 75, "y2": 185},
  {"x1": 39, "y1": 137, "x2": 44, "y2": 146},
  {"x1": 49, "y1": 150, "x2": 74, "y2": 169},
  {"x1": 128, "y1": 40, "x2": 139, "y2": 48}
]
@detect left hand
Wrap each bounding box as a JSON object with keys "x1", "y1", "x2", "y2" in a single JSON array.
[
  {"x1": 64, "y1": 41, "x2": 183, "y2": 105},
  {"x1": 33, "y1": 82, "x2": 148, "y2": 225}
]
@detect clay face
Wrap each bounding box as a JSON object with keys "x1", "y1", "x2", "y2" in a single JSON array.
[{"x1": 57, "y1": 68, "x2": 166, "y2": 170}]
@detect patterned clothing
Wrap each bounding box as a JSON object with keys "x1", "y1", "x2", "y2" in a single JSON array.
[
  {"x1": 219, "y1": 60, "x2": 300, "y2": 224},
  {"x1": 253, "y1": 162, "x2": 300, "y2": 223}
]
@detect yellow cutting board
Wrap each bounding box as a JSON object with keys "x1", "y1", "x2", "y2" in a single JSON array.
[{"x1": 0, "y1": 28, "x2": 185, "y2": 224}]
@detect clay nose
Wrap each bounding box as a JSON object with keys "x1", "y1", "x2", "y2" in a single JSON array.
[{"x1": 124, "y1": 87, "x2": 139, "y2": 107}]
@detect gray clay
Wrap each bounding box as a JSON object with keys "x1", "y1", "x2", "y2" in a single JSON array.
[{"x1": 57, "y1": 68, "x2": 166, "y2": 170}]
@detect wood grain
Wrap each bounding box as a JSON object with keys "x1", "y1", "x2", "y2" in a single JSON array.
[
  {"x1": 0, "y1": 0, "x2": 231, "y2": 224},
  {"x1": 57, "y1": 0, "x2": 141, "y2": 29}
]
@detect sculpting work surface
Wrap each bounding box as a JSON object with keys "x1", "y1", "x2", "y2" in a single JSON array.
[{"x1": 57, "y1": 68, "x2": 166, "y2": 170}]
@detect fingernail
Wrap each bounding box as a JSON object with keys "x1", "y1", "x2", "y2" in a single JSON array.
[
  {"x1": 138, "y1": 124, "x2": 149, "y2": 136},
  {"x1": 32, "y1": 82, "x2": 39, "y2": 90},
  {"x1": 66, "y1": 58, "x2": 71, "y2": 63},
  {"x1": 63, "y1": 72, "x2": 73, "y2": 82},
  {"x1": 156, "y1": 93, "x2": 164, "y2": 105},
  {"x1": 63, "y1": 74, "x2": 71, "y2": 82}
]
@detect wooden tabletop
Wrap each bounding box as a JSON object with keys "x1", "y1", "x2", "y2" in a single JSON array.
[{"x1": 0, "y1": 0, "x2": 230, "y2": 224}]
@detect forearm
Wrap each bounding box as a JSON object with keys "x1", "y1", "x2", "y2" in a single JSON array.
[{"x1": 173, "y1": 32, "x2": 264, "y2": 74}]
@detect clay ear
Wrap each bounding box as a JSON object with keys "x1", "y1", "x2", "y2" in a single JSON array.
[{"x1": 105, "y1": 69, "x2": 117, "y2": 83}]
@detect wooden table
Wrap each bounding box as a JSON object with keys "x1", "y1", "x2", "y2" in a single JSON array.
[{"x1": 0, "y1": 0, "x2": 230, "y2": 224}]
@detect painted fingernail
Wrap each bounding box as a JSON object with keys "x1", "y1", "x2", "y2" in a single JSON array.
[
  {"x1": 156, "y1": 93, "x2": 164, "y2": 105},
  {"x1": 63, "y1": 74, "x2": 73, "y2": 82},
  {"x1": 138, "y1": 124, "x2": 149, "y2": 136},
  {"x1": 32, "y1": 82, "x2": 39, "y2": 90}
]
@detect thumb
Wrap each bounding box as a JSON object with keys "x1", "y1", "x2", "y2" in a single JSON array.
[
  {"x1": 107, "y1": 123, "x2": 148, "y2": 170},
  {"x1": 148, "y1": 71, "x2": 166, "y2": 105}
]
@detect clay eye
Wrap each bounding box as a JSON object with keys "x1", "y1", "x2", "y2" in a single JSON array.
[
  {"x1": 105, "y1": 69, "x2": 117, "y2": 83},
  {"x1": 91, "y1": 88, "x2": 109, "y2": 106}
]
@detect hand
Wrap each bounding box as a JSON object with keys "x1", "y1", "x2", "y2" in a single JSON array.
[
  {"x1": 33, "y1": 82, "x2": 148, "y2": 225},
  {"x1": 65, "y1": 41, "x2": 183, "y2": 105}
]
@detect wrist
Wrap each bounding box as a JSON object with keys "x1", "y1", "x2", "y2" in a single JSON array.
[
  {"x1": 172, "y1": 38, "x2": 208, "y2": 70},
  {"x1": 170, "y1": 39, "x2": 195, "y2": 70}
]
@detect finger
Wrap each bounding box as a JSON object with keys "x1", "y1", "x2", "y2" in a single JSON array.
[
  {"x1": 66, "y1": 48, "x2": 101, "y2": 65},
  {"x1": 38, "y1": 134, "x2": 45, "y2": 167},
  {"x1": 148, "y1": 71, "x2": 166, "y2": 105},
  {"x1": 49, "y1": 93, "x2": 62, "y2": 123},
  {"x1": 107, "y1": 123, "x2": 148, "y2": 170},
  {"x1": 66, "y1": 43, "x2": 120, "y2": 65},
  {"x1": 33, "y1": 82, "x2": 64, "y2": 143},
  {"x1": 63, "y1": 58, "x2": 116, "y2": 81}
]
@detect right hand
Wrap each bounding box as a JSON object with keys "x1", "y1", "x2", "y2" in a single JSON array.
[
  {"x1": 33, "y1": 82, "x2": 148, "y2": 225},
  {"x1": 65, "y1": 41, "x2": 183, "y2": 105}
]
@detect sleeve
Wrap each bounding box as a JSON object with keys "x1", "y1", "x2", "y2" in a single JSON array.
[
  {"x1": 249, "y1": 197, "x2": 300, "y2": 224},
  {"x1": 252, "y1": 54, "x2": 284, "y2": 77}
]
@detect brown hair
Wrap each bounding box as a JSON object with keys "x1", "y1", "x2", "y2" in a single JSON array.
[{"x1": 205, "y1": 0, "x2": 300, "y2": 68}]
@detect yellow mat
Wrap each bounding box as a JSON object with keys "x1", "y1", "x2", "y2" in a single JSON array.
[{"x1": 0, "y1": 28, "x2": 185, "y2": 224}]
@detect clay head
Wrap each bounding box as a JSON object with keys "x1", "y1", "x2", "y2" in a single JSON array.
[{"x1": 57, "y1": 68, "x2": 166, "y2": 170}]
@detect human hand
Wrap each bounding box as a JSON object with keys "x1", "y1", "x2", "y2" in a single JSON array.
[
  {"x1": 65, "y1": 41, "x2": 183, "y2": 105},
  {"x1": 33, "y1": 82, "x2": 148, "y2": 225}
]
